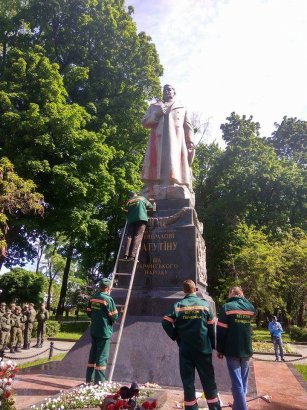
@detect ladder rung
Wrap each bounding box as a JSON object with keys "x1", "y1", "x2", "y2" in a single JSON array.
[{"x1": 116, "y1": 272, "x2": 131, "y2": 276}]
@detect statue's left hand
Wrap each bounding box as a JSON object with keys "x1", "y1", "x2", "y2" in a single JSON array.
[{"x1": 187, "y1": 142, "x2": 195, "y2": 165}]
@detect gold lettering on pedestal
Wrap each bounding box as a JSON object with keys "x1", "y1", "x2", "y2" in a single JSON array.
[
  {"x1": 140, "y1": 230, "x2": 179, "y2": 276},
  {"x1": 142, "y1": 242, "x2": 177, "y2": 252}
]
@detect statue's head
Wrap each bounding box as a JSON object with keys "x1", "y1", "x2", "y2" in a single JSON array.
[{"x1": 163, "y1": 84, "x2": 176, "y2": 101}]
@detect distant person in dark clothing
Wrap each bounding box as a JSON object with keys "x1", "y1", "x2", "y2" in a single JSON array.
[
  {"x1": 35, "y1": 303, "x2": 49, "y2": 348},
  {"x1": 123, "y1": 191, "x2": 154, "y2": 261}
]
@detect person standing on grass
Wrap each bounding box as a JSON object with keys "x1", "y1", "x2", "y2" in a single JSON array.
[
  {"x1": 217, "y1": 286, "x2": 256, "y2": 410},
  {"x1": 86, "y1": 278, "x2": 118, "y2": 384},
  {"x1": 268, "y1": 316, "x2": 285, "y2": 362},
  {"x1": 162, "y1": 279, "x2": 221, "y2": 410}
]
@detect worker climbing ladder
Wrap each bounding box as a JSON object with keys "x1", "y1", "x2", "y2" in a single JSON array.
[{"x1": 107, "y1": 221, "x2": 142, "y2": 381}]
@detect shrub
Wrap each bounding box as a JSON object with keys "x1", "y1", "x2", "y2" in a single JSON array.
[
  {"x1": 289, "y1": 326, "x2": 307, "y2": 342},
  {"x1": 60, "y1": 321, "x2": 90, "y2": 334},
  {"x1": 32, "y1": 321, "x2": 61, "y2": 338}
]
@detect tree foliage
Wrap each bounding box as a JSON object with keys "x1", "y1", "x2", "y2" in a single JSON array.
[
  {"x1": 194, "y1": 113, "x2": 306, "y2": 324},
  {"x1": 0, "y1": 267, "x2": 45, "y2": 305},
  {"x1": 0, "y1": 156, "x2": 43, "y2": 263}
]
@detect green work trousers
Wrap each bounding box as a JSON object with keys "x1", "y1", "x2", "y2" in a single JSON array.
[
  {"x1": 179, "y1": 346, "x2": 221, "y2": 410},
  {"x1": 86, "y1": 336, "x2": 110, "y2": 384}
]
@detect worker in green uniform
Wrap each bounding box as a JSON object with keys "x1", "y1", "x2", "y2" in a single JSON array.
[
  {"x1": 162, "y1": 279, "x2": 221, "y2": 410},
  {"x1": 0, "y1": 309, "x2": 12, "y2": 354},
  {"x1": 217, "y1": 286, "x2": 256, "y2": 410},
  {"x1": 86, "y1": 278, "x2": 118, "y2": 384},
  {"x1": 123, "y1": 191, "x2": 154, "y2": 261}
]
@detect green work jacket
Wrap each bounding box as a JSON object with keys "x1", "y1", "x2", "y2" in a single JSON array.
[
  {"x1": 162, "y1": 293, "x2": 216, "y2": 354},
  {"x1": 87, "y1": 291, "x2": 118, "y2": 339},
  {"x1": 217, "y1": 296, "x2": 256, "y2": 358},
  {"x1": 125, "y1": 196, "x2": 153, "y2": 224}
]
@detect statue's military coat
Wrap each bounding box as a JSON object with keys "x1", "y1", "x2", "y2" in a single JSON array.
[{"x1": 141, "y1": 100, "x2": 193, "y2": 190}]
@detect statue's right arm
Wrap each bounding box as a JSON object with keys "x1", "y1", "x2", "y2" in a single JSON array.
[{"x1": 141, "y1": 104, "x2": 163, "y2": 128}]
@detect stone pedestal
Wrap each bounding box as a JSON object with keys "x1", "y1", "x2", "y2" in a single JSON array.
[{"x1": 49, "y1": 199, "x2": 217, "y2": 388}]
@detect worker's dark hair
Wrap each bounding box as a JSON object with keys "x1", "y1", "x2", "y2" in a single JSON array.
[{"x1": 183, "y1": 279, "x2": 196, "y2": 294}]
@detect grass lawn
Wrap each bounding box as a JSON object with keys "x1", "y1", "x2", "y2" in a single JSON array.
[
  {"x1": 294, "y1": 364, "x2": 307, "y2": 381},
  {"x1": 19, "y1": 353, "x2": 66, "y2": 369},
  {"x1": 252, "y1": 326, "x2": 291, "y2": 343},
  {"x1": 54, "y1": 320, "x2": 90, "y2": 340}
]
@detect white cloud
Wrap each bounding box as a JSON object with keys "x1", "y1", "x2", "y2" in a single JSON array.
[{"x1": 128, "y1": 0, "x2": 307, "y2": 143}]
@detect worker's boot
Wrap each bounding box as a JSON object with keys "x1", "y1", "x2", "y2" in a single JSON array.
[{"x1": 10, "y1": 347, "x2": 15, "y2": 353}]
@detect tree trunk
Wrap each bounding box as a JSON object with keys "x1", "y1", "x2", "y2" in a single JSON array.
[
  {"x1": 297, "y1": 301, "x2": 306, "y2": 327},
  {"x1": 56, "y1": 247, "x2": 73, "y2": 320},
  {"x1": 46, "y1": 279, "x2": 53, "y2": 311}
]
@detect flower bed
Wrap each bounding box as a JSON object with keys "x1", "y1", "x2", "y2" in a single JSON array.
[
  {"x1": 30, "y1": 382, "x2": 164, "y2": 409},
  {"x1": 0, "y1": 358, "x2": 19, "y2": 410}
]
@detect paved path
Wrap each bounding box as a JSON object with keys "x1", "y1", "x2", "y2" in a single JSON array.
[
  {"x1": 12, "y1": 344, "x2": 307, "y2": 409},
  {"x1": 3, "y1": 340, "x2": 76, "y2": 365}
]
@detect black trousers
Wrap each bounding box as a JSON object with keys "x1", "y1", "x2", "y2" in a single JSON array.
[{"x1": 125, "y1": 221, "x2": 147, "y2": 257}]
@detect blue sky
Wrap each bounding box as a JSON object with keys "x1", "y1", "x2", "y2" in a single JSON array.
[{"x1": 128, "y1": 0, "x2": 307, "y2": 144}]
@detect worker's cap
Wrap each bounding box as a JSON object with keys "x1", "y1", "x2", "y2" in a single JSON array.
[
  {"x1": 100, "y1": 278, "x2": 112, "y2": 288},
  {"x1": 128, "y1": 190, "x2": 136, "y2": 198}
]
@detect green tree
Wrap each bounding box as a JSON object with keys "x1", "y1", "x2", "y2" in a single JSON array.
[
  {"x1": 195, "y1": 113, "x2": 305, "y2": 296},
  {"x1": 0, "y1": 157, "x2": 43, "y2": 266},
  {"x1": 0, "y1": 267, "x2": 45, "y2": 305},
  {"x1": 280, "y1": 228, "x2": 307, "y2": 326},
  {"x1": 0, "y1": 0, "x2": 163, "y2": 277},
  {"x1": 217, "y1": 223, "x2": 285, "y2": 322},
  {"x1": 269, "y1": 116, "x2": 307, "y2": 169}
]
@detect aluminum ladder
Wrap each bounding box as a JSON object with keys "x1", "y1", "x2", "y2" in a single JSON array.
[{"x1": 107, "y1": 221, "x2": 141, "y2": 381}]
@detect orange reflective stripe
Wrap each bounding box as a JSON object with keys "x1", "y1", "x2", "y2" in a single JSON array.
[
  {"x1": 95, "y1": 365, "x2": 106, "y2": 371},
  {"x1": 226, "y1": 310, "x2": 254, "y2": 316},
  {"x1": 217, "y1": 321, "x2": 228, "y2": 328},
  {"x1": 175, "y1": 306, "x2": 209, "y2": 312},
  {"x1": 207, "y1": 397, "x2": 219, "y2": 403},
  {"x1": 108, "y1": 309, "x2": 118, "y2": 316},
  {"x1": 163, "y1": 316, "x2": 174, "y2": 323},
  {"x1": 86, "y1": 308, "x2": 91, "y2": 311},
  {"x1": 91, "y1": 298, "x2": 108, "y2": 306},
  {"x1": 87, "y1": 363, "x2": 96, "y2": 368},
  {"x1": 207, "y1": 319, "x2": 216, "y2": 324},
  {"x1": 184, "y1": 399, "x2": 197, "y2": 406}
]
